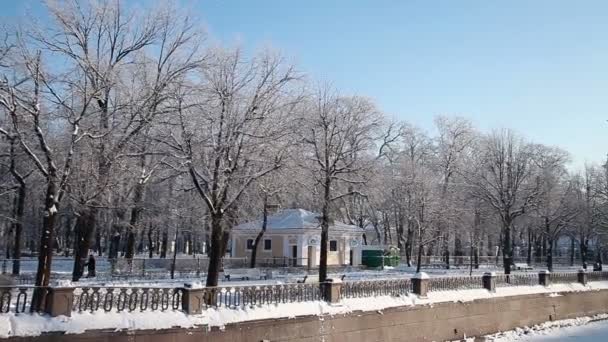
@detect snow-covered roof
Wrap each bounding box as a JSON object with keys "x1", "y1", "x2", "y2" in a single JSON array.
[{"x1": 233, "y1": 209, "x2": 363, "y2": 233}]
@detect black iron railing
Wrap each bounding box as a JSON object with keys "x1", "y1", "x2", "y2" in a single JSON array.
[
  {"x1": 428, "y1": 276, "x2": 485, "y2": 292},
  {"x1": 72, "y1": 287, "x2": 182, "y2": 313},
  {"x1": 200, "y1": 283, "x2": 322, "y2": 309},
  {"x1": 2, "y1": 270, "x2": 608, "y2": 316},
  {"x1": 341, "y1": 279, "x2": 412, "y2": 298},
  {"x1": 495, "y1": 273, "x2": 539, "y2": 287},
  {"x1": 551, "y1": 272, "x2": 580, "y2": 284},
  {"x1": 0, "y1": 286, "x2": 39, "y2": 314}
]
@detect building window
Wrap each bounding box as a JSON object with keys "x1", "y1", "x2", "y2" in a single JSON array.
[
  {"x1": 246, "y1": 239, "x2": 254, "y2": 250},
  {"x1": 264, "y1": 239, "x2": 272, "y2": 250},
  {"x1": 330, "y1": 240, "x2": 338, "y2": 252}
]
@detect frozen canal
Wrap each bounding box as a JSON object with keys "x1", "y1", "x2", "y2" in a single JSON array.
[{"x1": 489, "y1": 319, "x2": 608, "y2": 341}]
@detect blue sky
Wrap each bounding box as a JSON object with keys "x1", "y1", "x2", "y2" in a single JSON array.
[{"x1": 4, "y1": 1, "x2": 608, "y2": 170}]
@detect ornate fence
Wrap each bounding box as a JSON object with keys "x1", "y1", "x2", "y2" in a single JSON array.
[
  {"x1": 2, "y1": 271, "x2": 608, "y2": 317},
  {"x1": 495, "y1": 273, "x2": 538, "y2": 287},
  {"x1": 587, "y1": 271, "x2": 608, "y2": 282},
  {"x1": 428, "y1": 276, "x2": 485, "y2": 291},
  {"x1": 0, "y1": 286, "x2": 38, "y2": 314},
  {"x1": 200, "y1": 283, "x2": 322, "y2": 309},
  {"x1": 551, "y1": 272, "x2": 580, "y2": 284},
  {"x1": 341, "y1": 279, "x2": 412, "y2": 298},
  {"x1": 72, "y1": 287, "x2": 182, "y2": 313}
]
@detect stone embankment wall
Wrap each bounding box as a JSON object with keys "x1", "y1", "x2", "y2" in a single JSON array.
[{"x1": 8, "y1": 289, "x2": 608, "y2": 342}]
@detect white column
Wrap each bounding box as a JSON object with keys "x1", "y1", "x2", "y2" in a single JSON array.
[
  {"x1": 308, "y1": 245, "x2": 318, "y2": 268},
  {"x1": 230, "y1": 235, "x2": 236, "y2": 257},
  {"x1": 351, "y1": 246, "x2": 362, "y2": 266}
]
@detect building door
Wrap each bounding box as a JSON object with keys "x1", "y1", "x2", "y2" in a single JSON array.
[
  {"x1": 349, "y1": 249, "x2": 353, "y2": 266},
  {"x1": 291, "y1": 245, "x2": 298, "y2": 267}
]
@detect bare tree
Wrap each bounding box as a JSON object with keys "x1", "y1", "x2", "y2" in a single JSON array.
[
  {"x1": 300, "y1": 88, "x2": 395, "y2": 282},
  {"x1": 394, "y1": 123, "x2": 433, "y2": 266},
  {"x1": 434, "y1": 116, "x2": 475, "y2": 268},
  {"x1": 171, "y1": 48, "x2": 301, "y2": 286},
  {"x1": 0, "y1": 44, "x2": 93, "y2": 309},
  {"x1": 464, "y1": 130, "x2": 540, "y2": 274},
  {"x1": 249, "y1": 177, "x2": 285, "y2": 269},
  {"x1": 32, "y1": 0, "x2": 203, "y2": 280},
  {"x1": 531, "y1": 145, "x2": 577, "y2": 271}
]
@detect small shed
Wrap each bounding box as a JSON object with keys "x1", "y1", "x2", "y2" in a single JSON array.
[{"x1": 231, "y1": 209, "x2": 364, "y2": 267}]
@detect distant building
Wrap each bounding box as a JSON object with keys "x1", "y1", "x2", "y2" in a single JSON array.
[{"x1": 230, "y1": 209, "x2": 364, "y2": 267}]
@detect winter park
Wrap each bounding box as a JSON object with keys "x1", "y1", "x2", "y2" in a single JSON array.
[{"x1": 1, "y1": 1, "x2": 608, "y2": 341}]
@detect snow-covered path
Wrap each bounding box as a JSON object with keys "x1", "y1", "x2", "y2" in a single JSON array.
[{"x1": 487, "y1": 318, "x2": 608, "y2": 341}]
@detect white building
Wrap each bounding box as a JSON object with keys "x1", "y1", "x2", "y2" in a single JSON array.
[{"x1": 231, "y1": 209, "x2": 364, "y2": 267}]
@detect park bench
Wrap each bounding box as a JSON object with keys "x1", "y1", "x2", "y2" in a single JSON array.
[
  {"x1": 296, "y1": 274, "x2": 346, "y2": 283},
  {"x1": 514, "y1": 263, "x2": 533, "y2": 271},
  {"x1": 223, "y1": 268, "x2": 266, "y2": 281}
]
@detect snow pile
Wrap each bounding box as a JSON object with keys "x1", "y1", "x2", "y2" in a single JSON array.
[
  {"x1": 0, "y1": 311, "x2": 206, "y2": 338},
  {"x1": 0, "y1": 295, "x2": 418, "y2": 338},
  {"x1": 484, "y1": 314, "x2": 608, "y2": 341},
  {"x1": 2, "y1": 281, "x2": 608, "y2": 338}
]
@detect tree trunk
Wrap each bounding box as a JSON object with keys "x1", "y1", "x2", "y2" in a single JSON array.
[
  {"x1": 454, "y1": 236, "x2": 464, "y2": 257},
  {"x1": 395, "y1": 211, "x2": 404, "y2": 252},
  {"x1": 405, "y1": 223, "x2": 413, "y2": 267},
  {"x1": 250, "y1": 194, "x2": 269, "y2": 268},
  {"x1": 72, "y1": 208, "x2": 96, "y2": 282},
  {"x1": 109, "y1": 229, "x2": 121, "y2": 259},
  {"x1": 581, "y1": 238, "x2": 589, "y2": 270},
  {"x1": 416, "y1": 232, "x2": 423, "y2": 273},
  {"x1": 32, "y1": 181, "x2": 58, "y2": 312},
  {"x1": 126, "y1": 174, "x2": 144, "y2": 259},
  {"x1": 205, "y1": 213, "x2": 224, "y2": 287},
  {"x1": 526, "y1": 227, "x2": 532, "y2": 266},
  {"x1": 444, "y1": 231, "x2": 450, "y2": 269},
  {"x1": 541, "y1": 235, "x2": 547, "y2": 257},
  {"x1": 545, "y1": 219, "x2": 553, "y2": 272},
  {"x1": 469, "y1": 236, "x2": 474, "y2": 276},
  {"x1": 160, "y1": 230, "x2": 168, "y2": 258},
  {"x1": 502, "y1": 218, "x2": 512, "y2": 275},
  {"x1": 155, "y1": 229, "x2": 160, "y2": 255},
  {"x1": 547, "y1": 237, "x2": 554, "y2": 272},
  {"x1": 9, "y1": 140, "x2": 26, "y2": 276},
  {"x1": 474, "y1": 246, "x2": 479, "y2": 269},
  {"x1": 63, "y1": 215, "x2": 72, "y2": 257},
  {"x1": 148, "y1": 227, "x2": 154, "y2": 259},
  {"x1": 171, "y1": 229, "x2": 179, "y2": 279},
  {"x1": 570, "y1": 236, "x2": 575, "y2": 266},
  {"x1": 94, "y1": 230, "x2": 102, "y2": 256},
  {"x1": 125, "y1": 230, "x2": 135, "y2": 259},
  {"x1": 11, "y1": 181, "x2": 25, "y2": 275},
  {"x1": 137, "y1": 229, "x2": 145, "y2": 255},
  {"x1": 319, "y1": 174, "x2": 331, "y2": 283}
]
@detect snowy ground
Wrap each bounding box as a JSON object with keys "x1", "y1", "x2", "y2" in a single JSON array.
[{"x1": 484, "y1": 316, "x2": 608, "y2": 341}]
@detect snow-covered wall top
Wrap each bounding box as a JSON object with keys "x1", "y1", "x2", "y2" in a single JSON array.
[{"x1": 232, "y1": 209, "x2": 363, "y2": 233}]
